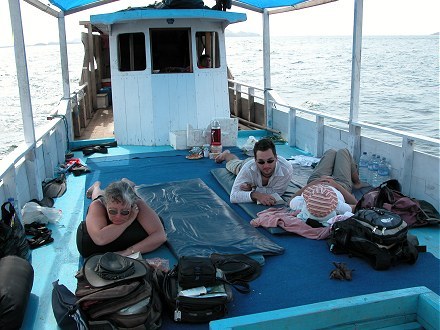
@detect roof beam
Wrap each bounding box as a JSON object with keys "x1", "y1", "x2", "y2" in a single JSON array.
[
  {"x1": 65, "y1": 0, "x2": 121, "y2": 16},
  {"x1": 231, "y1": 0, "x2": 263, "y2": 13},
  {"x1": 24, "y1": 0, "x2": 59, "y2": 17},
  {"x1": 268, "y1": 0, "x2": 338, "y2": 15}
]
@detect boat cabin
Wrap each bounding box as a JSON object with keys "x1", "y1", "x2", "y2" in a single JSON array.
[{"x1": 90, "y1": 9, "x2": 246, "y2": 146}]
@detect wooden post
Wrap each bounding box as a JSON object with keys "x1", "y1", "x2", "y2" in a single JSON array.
[
  {"x1": 87, "y1": 23, "x2": 97, "y2": 109},
  {"x1": 83, "y1": 67, "x2": 93, "y2": 120},
  {"x1": 401, "y1": 137, "x2": 414, "y2": 196},
  {"x1": 71, "y1": 94, "x2": 81, "y2": 137},
  {"x1": 316, "y1": 116, "x2": 324, "y2": 157},
  {"x1": 248, "y1": 87, "x2": 255, "y2": 123},
  {"x1": 94, "y1": 34, "x2": 102, "y2": 91},
  {"x1": 288, "y1": 107, "x2": 297, "y2": 147},
  {"x1": 235, "y1": 84, "x2": 242, "y2": 118}
]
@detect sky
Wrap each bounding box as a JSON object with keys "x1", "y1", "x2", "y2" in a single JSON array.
[{"x1": 0, "y1": 0, "x2": 439, "y2": 47}]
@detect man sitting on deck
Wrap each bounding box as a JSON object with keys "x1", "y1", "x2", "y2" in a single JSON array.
[{"x1": 215, "y1": 139, "x2": 294, "y2": 206}]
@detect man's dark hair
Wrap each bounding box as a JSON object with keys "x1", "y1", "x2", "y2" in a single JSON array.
[{"x1": 253, "y1": 138, "x2": 277, "y2": 158}]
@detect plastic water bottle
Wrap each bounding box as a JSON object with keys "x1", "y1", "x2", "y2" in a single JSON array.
[
  {"x1": 367, "y1": 153, "x2": 376, "y2": 185},
  {"x1": 370, "y1": 155, "x2": 381, "y2": 187},
  {"x1": 358, "y1": 152, "x2": 369, "y2": 183},
  {"x1": 375, "y1": 157, "x2": 391, "y2": 186}
]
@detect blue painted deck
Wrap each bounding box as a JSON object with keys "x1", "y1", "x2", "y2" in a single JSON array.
[
  {"x1": 210, "y1": 287, "x2": 440, "y2": 330},
  {"x1": 21, "y1": 131, "x2": 440, "y2": 329}
]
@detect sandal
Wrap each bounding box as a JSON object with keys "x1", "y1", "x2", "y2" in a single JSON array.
[
  {"x1": 27, "y1": 233, "x2": 54, "y2": 249},
  {"x1": 70, "y1": 164, "x2": 91, "y2": 176}
]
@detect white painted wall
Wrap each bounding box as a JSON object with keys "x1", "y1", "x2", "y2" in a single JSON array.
[{"x1": 109, "y1": 20, "x2": 229, "y2": 146}]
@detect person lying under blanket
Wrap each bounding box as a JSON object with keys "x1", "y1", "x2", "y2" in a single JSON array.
[
  {"x1": 215, "y1": 138, "x2": 294, "y2": 206},
  {"x1": 76, "y1": 178, "x2": 166, "y2": 258}
]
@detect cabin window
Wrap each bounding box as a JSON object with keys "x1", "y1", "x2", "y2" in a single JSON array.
[
  {"x1": 150, "y1": 29, "x2": 192, "y2": 73},
  {"x1": 196, "y1": 32, "x2": 220, "y2": 69},
  {"x1": 118, "y1": 32, "x2": 146, "y2": 71}
]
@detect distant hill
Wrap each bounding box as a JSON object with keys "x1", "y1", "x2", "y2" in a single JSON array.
[
  {"x1": 431, "y1": 32, "x2": 439, "y2": 35},
  {"x1": 225, "y1": 31, "x2": 260, "y2": 37}
]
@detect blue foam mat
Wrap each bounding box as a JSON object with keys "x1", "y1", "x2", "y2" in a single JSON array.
[{"x1": 135, "y1": 178, "x2": 284, "y2": 257}]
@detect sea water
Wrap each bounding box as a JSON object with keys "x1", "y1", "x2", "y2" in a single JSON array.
[{"x1": 0, "y1": 35, "x2": 438, "y2": 159}]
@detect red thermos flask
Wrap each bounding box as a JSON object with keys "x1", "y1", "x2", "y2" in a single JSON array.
[{"x1": 211, "y1": 120, "x2": 221, "y2": 146}]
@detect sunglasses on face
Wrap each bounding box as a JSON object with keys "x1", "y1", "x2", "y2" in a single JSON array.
[
  {"x1": 256, "y1": 159, "x2": 275, "y2": 165},
  {"x1": 107, "y1": 209, "x2": 131, "y2": 216}
]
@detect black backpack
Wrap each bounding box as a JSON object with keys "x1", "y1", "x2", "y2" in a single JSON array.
[
  {"x1": 328, "y1": 207, "x2": 420, "y2": 270},
  {"x1": 161, "y1": 260, "x2": 233, "y2": 323}
]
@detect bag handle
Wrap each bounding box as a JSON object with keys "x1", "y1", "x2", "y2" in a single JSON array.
[
  {"x1": 216, "y1": 277, "x2": 250, "y2": 294},
  {"x1": 1, "y1": 201, "x2": 15, "y2": 226}
]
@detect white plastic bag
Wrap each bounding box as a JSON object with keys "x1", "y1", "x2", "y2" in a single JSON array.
[
  {"x1": 241, "y1": 136, "x2": 258, "y2": 156},
  {"x1": 21, "y1": 202, "x2": 62, "y2": 224}
]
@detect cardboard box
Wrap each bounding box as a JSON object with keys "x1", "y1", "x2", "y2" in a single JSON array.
[
  {"x1": 97, "y1": 93, "x2": 109, "y2": 108},
  {"x1": 169, "y1": 130, "x2": 188, "y2": 150}
]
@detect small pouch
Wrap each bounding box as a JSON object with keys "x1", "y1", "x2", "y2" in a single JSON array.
[{"x1": 177, "y1": 256, "x2": 216, "y2": 289}]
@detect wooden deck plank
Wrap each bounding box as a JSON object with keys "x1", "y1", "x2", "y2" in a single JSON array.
[{"x1": 76, "y1": 107, "x2": 114, "y2": 140}]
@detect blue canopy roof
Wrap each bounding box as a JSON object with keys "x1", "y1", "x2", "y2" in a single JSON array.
[
  {"x1": 49, "y1": 0, "x2": 311, "y2": 12},
  {"x1": 90, "y1": 9, "x2": 247, "y2": 27}
]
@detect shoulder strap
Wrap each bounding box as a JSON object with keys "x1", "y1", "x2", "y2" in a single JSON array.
[
  {"x1": 216, "y1": 277, "x2": 250, "y2": 294},
  {"x1": 1, "y1": 201, "x2": 15, "y2": 226}
]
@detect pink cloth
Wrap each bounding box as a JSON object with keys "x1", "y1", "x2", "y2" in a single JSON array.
[{"x1": 250, "y1": 207, "x2": 332, "y2": 240}]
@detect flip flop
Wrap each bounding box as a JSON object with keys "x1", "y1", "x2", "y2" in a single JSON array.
[
  {"x1": 70, "y1": 164, "x2": 91, "y2": 176},
  {"x1": 82, "y1": 146, "x2": 108, "y2": 156},
  {"x1": 27, "y1": 233, "x2": 54, "y2": 249},
  {"x1": 25, "y1": 222, "x2": 51, "y2": 237}
]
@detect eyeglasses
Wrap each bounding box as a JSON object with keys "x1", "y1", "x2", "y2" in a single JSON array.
[
  {"x1": 256, "y1": 159, "x2": 275, "y2": 165},
  {"x1": 107, "y1": 209, "x2": 131, "y2": 216}
]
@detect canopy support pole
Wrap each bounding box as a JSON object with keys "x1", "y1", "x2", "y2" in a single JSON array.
[
  {"x1": 348, "y1": 0, "x2": 364, "y2": 162},
  {"x1": 8, "y1": 0, "x2": 42, "y2": 204},
  {"x1": 58, "y1": 11, "x2": 74, "y2": 142},
  {"x1": 262, "y1": 9, "x2": 272, "y2": 129}
]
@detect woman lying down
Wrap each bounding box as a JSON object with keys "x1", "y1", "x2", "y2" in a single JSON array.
[{"x1": 77, "y1": 178, "x2": 167, "y2": 258}]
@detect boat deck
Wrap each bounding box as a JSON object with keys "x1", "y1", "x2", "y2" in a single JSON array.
[
  {"x1": 75, "y1": 107, "x2": 114, "y2": 141},
  {"x1": 21, "y1": 132, "x2": 439, "y2": 330}
]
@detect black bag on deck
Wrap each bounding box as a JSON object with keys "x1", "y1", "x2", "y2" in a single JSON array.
[
  {"x1": 355, "y1": 179, "x2": 440, "y2": 227},
  {"x1": 177, "y1": 256, "x2": 217, "y2": 289},
  {"x1": 328, "y1": 207, "x2": 419, "y2": 270},
  {"x1": 162, "y1": 263, "x2": 233, "y2": 323},
  {"x1": 0, "y1": 201, "x2": 31, "y2": 260},
  {"x1": 0, "y1": 256, "x2": 34, "y2": 330},
  {"x1": 52, "y1": 280, "x2": 88, "y2": 330},
  {"x1": 210, "y1": 253, "x2": 262, "y2": 284}
]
